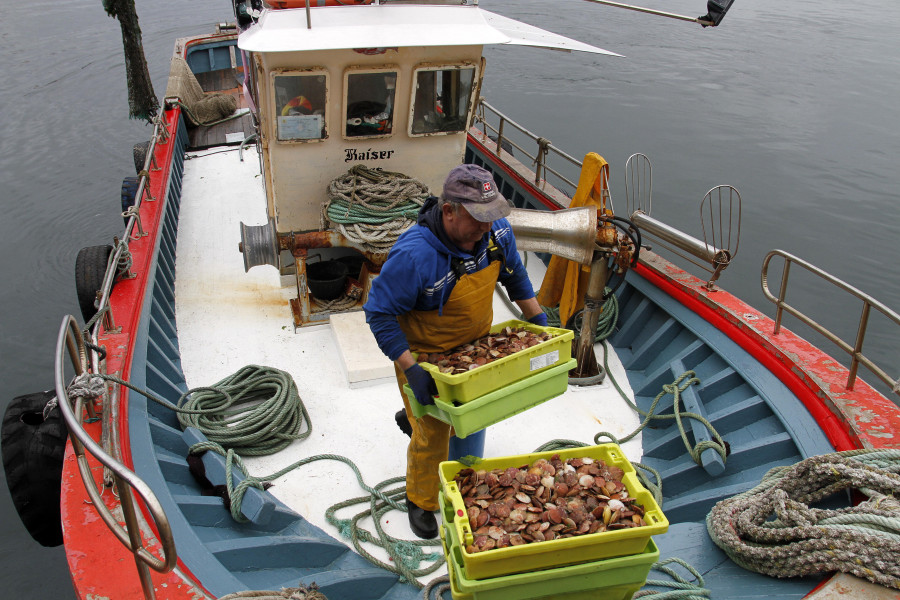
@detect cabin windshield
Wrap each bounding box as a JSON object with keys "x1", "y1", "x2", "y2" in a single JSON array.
[
  {"x1": 410, "y1": 64, "x2": 476, "y2": 136},
  {"x1": 344, "y1": 69, "x2": 398, "y2": 138},
  {"x1": 273, "y1": 70, "x2": 328, "y2": 141}
]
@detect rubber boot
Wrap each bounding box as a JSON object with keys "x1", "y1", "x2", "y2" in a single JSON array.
[
  {"x1": 448, "y1": 428, "x2": 486, "y2": 462},
  {"x1": 394, "y1": 408, "x2": 412, "y2": 437},
  {"x1": 406, "y1": 496, "x2": 437, "y2": 539}
]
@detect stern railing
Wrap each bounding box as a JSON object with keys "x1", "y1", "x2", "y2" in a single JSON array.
[{"x1": 762, "y1": 249, "x2": 900, "y2": 396}]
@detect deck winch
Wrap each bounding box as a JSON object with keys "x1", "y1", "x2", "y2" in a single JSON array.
[{"x1": 507, "y1": 206, "x2": 639, "y2": 378}]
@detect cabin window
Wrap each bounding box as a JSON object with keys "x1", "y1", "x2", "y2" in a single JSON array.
[
  {"x1": 409, "y1": 65, "x2": 477, "y2": 136},
  {"x1": 272, "y1": 70, "x2": 328, "y2": 142},
  {"x1": 343, "y1": 69, "x2": 398, "y2": 139}
]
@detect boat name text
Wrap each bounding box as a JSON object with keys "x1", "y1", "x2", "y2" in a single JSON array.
[{"x1": 344, "y1": 149, "x2": 395, "y2": 163}]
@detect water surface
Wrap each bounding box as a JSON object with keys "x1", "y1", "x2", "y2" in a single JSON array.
[{"x1": 1, "y1": 1, "x2": 897, "y2": 596}]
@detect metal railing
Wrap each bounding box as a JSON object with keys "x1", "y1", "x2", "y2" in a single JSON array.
[
  {"x1": 56, "y1": 317, "x2": 177, "y2": 599},
  {"x1": 57, "y1": 107, "x2": 179, "y2": 599},
  {"x1": 762, "y1": 249, "x2": 900, "y2": 396},
  {"x1": 473, "y1": 100, "x2": 582, "y2": 193}
]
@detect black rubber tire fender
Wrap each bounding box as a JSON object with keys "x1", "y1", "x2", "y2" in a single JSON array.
[
  {"x1": 75, "y1": 245, "x2": 113, "y2": 323},
  {"x1": 121, "y1": 176, "x2": 140, "y2": 225},
  {"x1": 1, "y1": 390, "x2": 68, "y2": 547},
  {"x1": 133, "y1": 140, "x2": 151, "y2": 174}
]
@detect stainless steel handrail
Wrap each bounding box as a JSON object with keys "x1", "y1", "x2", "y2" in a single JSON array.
[
  {"x1": 90, "y1": 110, "x2": 167, "y2": 342},
  {"x1": 762, "y1": 249, "x2": 900, "y2": 396},
  {"x1": 56, "y1": 316, "x2": 177, "y2": 600},
  {"x1": 473, "y1": 100, "x2": 582, "y2": 192}
]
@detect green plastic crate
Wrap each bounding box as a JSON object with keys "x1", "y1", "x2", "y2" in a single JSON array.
[
  {"x1": 438, "y1": 444, "x2": 669, "y2": 579},
  {"x1": 416, "y1": 319, "x2": 574, "y2": 404},
  {"x1": 403, "y1": 358, "x2": 576, "y2": 439},
  {"x1": 441, "y1": 523, "x2": 657, "y2": 600}
]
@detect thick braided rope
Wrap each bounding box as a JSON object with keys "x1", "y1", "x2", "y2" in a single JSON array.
[
  {"x1": 706, "y1": 450, "x2": 900, "y2": 588},
  {"x1": 324, "y1": 164, "x2": 428, "y2": 251}
]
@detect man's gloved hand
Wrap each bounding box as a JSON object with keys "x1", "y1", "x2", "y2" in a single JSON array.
[
  {"x1": 405, "y1": 363, "x2": 438, "y2": 406},
  {"x1": 527, "y1": 311, "x2": 548, "y2": 327}
]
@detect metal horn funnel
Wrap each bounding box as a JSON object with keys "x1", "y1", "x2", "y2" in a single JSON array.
[
  {"x1": 506, "y1": 207, "x2": 597, "y2": 265},
  {"x1": 239, "y1": 218, "x2": 279, "y2": 272}
]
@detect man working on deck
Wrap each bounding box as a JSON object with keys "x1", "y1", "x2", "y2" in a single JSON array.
[{"x1": 363, "y1": 164, "x2": 547, "y2": 539}]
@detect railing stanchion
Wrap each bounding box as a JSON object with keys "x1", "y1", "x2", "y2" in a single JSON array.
[{"x1": 761, "y1": 250, "x2": 900, "y2": 395}]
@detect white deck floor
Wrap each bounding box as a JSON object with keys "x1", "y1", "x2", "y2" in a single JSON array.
[{"x1": 174, "y1": 146, "x2": 641, "y2": 579}]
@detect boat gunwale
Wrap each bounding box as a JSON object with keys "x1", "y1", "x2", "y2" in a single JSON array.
[{"x1": 57, "y1": 26, "x2": 900, "y2": 600}]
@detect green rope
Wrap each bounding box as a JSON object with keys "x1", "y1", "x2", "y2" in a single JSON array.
[
  {"x1": 594, "y1": 369, "x2": 727, "y2": 471},
  {"x1": 323, "y1": 164, "x2": 428, "y2": 252},
  {"x1": 325, "y1": 480, "x2": 444, "y2": 588},
  {"x1": 87, "y1": 368, "x2": 443, "y2": 577},
  {"x1": 540, "y1": 292, "x2": 619, "y2": 341},
  {"x1": 634, "y1": 557, "x2": 711, "y2": 599},
  {"x1": 176, "y1": 365, "x2": 313, "y2": 455},
  {"x1": 324, "y1": 199, "x2": 421, "y2": 225}
]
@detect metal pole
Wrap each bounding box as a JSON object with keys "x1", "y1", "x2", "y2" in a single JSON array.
[
  {"x1": 848, "y1": 302, "x2": 872, "y2": 390},
  {"x1": 574, "y1": 252, "x2": 609, "y2": 375},
  {"x1": 581, "y1": 0, "x2": 709, "y2": 25},
  {"x1": 118, "y1": 475, "x2": 158, "y2": 600},
  {"x1": 774, "y1": 259, "x2": 791, "y2": 334}
]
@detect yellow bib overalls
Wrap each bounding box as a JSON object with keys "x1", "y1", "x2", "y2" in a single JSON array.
[{"x1": 394, "y1": 260, "x2": 501, "y2": 511}]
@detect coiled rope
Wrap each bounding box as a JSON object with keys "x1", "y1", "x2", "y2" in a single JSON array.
[
  {"x1": 67, "y1": 367, "x2": 444, "y2": 584},
  {"x1": 706, "y1": 449, "x2": 900, "y2": 589},
  {"x1": 324, "y1": 164, "x2": 429, "y2": 253},
  {"x1": 175, "y1": 365, "x2": 313, "y2": 456}
]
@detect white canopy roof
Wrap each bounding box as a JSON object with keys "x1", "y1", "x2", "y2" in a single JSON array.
[{"x1": 238, "y1": 5, "x2": 621, "y2": 56}]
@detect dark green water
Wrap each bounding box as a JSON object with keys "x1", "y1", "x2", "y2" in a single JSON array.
[{"x1": 1, "y1": 1, "x2": 897, "y2": 596}]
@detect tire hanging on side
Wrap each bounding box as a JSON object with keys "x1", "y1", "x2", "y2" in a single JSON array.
[
  {"x1": 1, "y1": 390, "x2": 68, "y2": 547},
  {"x1": 75, "y1": 245, "x2": 114, "y2": 323}
]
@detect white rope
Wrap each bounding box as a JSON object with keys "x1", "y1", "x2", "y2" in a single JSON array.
[
  {"x1": 67, "y1": 373, "x2": 106, "y2": 402},
  {"x1": 323, "y1": 164, "x2": 428, "y2": 253},
  {"x1": 707, "y1": 449, "x2": 900, "y2": 589}
]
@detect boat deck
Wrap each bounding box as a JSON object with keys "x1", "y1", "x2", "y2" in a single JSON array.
[{"x1": 167, "y1": 144, "x2": 643, "y2": 592}]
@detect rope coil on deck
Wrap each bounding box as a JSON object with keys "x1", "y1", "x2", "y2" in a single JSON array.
[
  {"x1": 706, "y1": 449, "x2": 900, "y2": 589},
  {"x1": 323, "y1": 164, "x2": 429, "y2": 252},
  {"x1": 73, "y1": 367, "x2": 445, "y2": 584}
]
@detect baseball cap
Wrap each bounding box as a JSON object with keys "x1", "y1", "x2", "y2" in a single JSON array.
[{"x1": 441, "y1": 164, "x2": 511, "y2": 222}]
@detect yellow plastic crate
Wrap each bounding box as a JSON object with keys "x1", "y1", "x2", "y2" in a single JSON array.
[
  {"x1": 403, "y1": 358, "x2": 576, "y2": 438},
  {"x1": 416, "y1": 319, "x2": 573, "y2": 404},
  {"x1": 441, "y1": 524, "x2": 656, "y2": 600},
  {"x1": 438, "y1": 444, "x2": 668, "y2": 580}
]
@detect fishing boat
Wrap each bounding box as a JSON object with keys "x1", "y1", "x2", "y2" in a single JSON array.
[{"x1": 4, "y1": 0, "x2": 900, "y2": 599}]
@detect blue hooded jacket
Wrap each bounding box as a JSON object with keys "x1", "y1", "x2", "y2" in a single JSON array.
[{"x1": 363, "y1": 196, "x2": 536, "y2": 362}]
